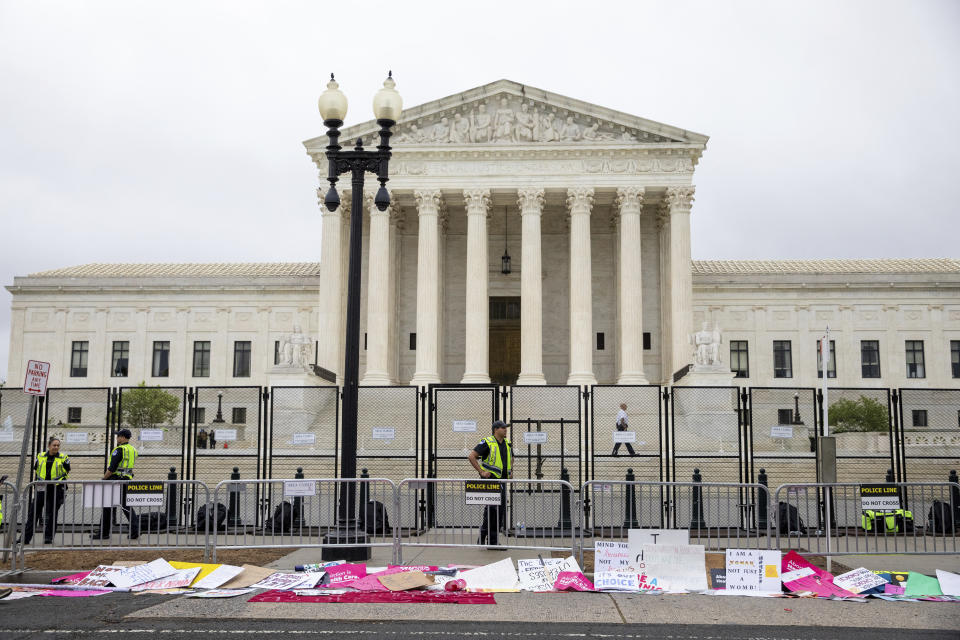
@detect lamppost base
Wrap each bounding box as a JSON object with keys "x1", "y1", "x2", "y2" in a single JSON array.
[{"x1": 321, "y1": 529, "x2": 371, "y2": 561}]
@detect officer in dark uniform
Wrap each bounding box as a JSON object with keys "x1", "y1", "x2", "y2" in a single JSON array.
[
  {"x1": 22, "y1": 436, "x2": 70, "y2": 544},
  {"x1": 467, "y1": 420, "x2": 512, "y2": 548},
  {"x1": 92, "y1": 428, "x2": 139, "y2": 540}
]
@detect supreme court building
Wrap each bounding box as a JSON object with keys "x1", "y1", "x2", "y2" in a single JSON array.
[{"x1": 5, "y1": 80, "x2": 960, "y2": 391}]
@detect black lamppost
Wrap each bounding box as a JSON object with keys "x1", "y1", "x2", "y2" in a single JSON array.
[
  {"x1": 212, "y1": 391, "x2": 225, "y2": 424},
  {"x1": 317, "y1": 72, "x2": 402, "y2": 560}
]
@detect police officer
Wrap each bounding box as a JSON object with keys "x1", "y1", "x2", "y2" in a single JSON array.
[
  {"x1": 467, "y1": 420, "x2": 512, "y2": 548},
  {"x1": 92, "y1": 428, "x2": 139, "y2": 540},
  {"x1": 22, "y1": 437, "x2": 70, "y2": 545}
]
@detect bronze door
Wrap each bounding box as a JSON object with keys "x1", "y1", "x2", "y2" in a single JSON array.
[{"x1": 489, "y1": 297, "x2": 521, "y2": 386}]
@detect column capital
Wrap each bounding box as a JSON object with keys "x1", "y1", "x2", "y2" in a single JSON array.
[
  {"x1": 566, "y1": 187, "x2": 594, "y2": 215},
  {"x1": 364, "y1": 188, "x2": 393, "y2": 217},
  {"x1": 615, "y1": 186, "x2": 645, "y2": 216},
  {"x1": 463, "y1": 188, "x2": 491, "y2": 216},
  {"x1": 318, "y1": 188, "x2": 351, "y2": 217},
  {"x1": 414, "y1": 189, "x2": 444, "y2": 215},
  {"x1": 665, "y1": 186, "x2": 696, "y2": 212},
  {"x1": 517, "y1": 188, "x2": 545, "y2": 214}
]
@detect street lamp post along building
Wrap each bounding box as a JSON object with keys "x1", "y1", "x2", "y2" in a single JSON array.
[{"x1": 318, "y1": 72, "x2": 402, "y2": 560}]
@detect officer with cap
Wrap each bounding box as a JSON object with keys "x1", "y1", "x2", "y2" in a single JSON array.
[
  {"x1": 468, "y1": 419, "x2": 512, "y2": 548},
  {"x1": 92, "y1": 428, "x2": 139, "y2": 540}
]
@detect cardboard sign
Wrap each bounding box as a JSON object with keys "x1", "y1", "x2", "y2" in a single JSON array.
[
  {"x1": 594, "y1": 541, "x2": 631, "y2": 572},
  {"x1": 23, "y1": 360, "x2": 50, "y2": 396},
  {"x1": 65, "y1": 432, "x2": 88, "y2": 444},
  {"x1": 283, "y1": 480, "x2": 316, "y2": 497},
  {"x1": 627, "y1": 529, "x2": 689, "y2": 568},
  {"x1": 125, "y1": 482, "x2": 164, "y2": 507},
  {"x1": 83, "y1": 483, "x2": 121, "y2": 508},
  {"x1": 453, "y1": 420, "x2": 477, "y2": 432},
  {"x1": 770, "y1": 425, "x2": 794, "y2": 438},
  {"x1": 640, "y1": 543, "x2": 708, "y2": 592},
  {"x1": 465, "y1": 480, "x2": 502, "y2": 505},
  {"x1": 833, "y1": 567, "x2": 888, "y2": 594},
  {"x1": 595, "y1": 571, "x2": 641, "y2": 592},
  {"x1": 292, "y1": 432, "x2": 316, "y2": 445},
  {"x1": 217, "y1": 565, "x2": 276, "y2": 589},
  {"x1": 859, "y1": 484, "x2": 901, "y2": 511},
  {"x1": 139, "y1": 429, "x2": 164, "y2": 441},
  {"x1": 523, "y1": 431, "x2": 548, "y2": 445},
  {"x1": 612, "y1": 431, "x2": 636, "y2": 443},
  {"x1": 215, "y1": 429, "x2": 237, "y2": 441},
  {"x1": 378, "y1": 571, "x2": 434, "y2": 591},
  {"x1": 372, "y1": 427, "x2": 396, "y2": 440}
]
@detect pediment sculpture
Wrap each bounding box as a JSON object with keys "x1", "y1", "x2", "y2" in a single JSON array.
[{"x1": 389, "y1": 95, "x2": 678, "y2": 145}]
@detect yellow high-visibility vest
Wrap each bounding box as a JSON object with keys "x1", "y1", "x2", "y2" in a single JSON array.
[
  {"x1": 479, "y1": 436, "x2": 512, "y2": 479},
  {"x1": 111, "y1": 443, "x2": 138, "y2": 478},
  {"x1": 36, "y1": 452, "x2": 70, "y2": 482}
]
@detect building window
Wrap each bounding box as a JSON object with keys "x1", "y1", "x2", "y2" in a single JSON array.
[
  {"x1": 70, "y1": 341, "x2": 89, "y2": 377},
  {"x1": 816, "y1": 339, "x2": 837, "y2": 379},
  {"x1": 274, "y1": 340, "x2": 280, "y2": 366},
  {"x1": 111, "y1": 341, "x2": 129, "y2": 377},
  {"x1": 232, "y1": 407, "x2": 247, "y2": 424},
  {"x1": 364, "y1": 333, "x2": 367, "y2": 350},
  {"x1": 643, "y1": 332, "x2": 651, "y2": 350},
  {"x1": 409, "y1": 333, "x2": 416, "y2": 351},
  {"x1": 233, "y1": 341, "x2": 251, "y2": 377},
  {"x1": 152, "y1": 341, "x2": 170, "y2": 377},
  {"x1": 952, "y1": 341, "x2": 960, "y2": 379},
  {"x1": 67, "y1": 407, "x2": 82, "y2": 424},
  {"x1": 192, "y1": 341, "x2": 211, "y2": 377},
  {"x1": 773, "y1": 340, "x2": 793, "y2": 378},
  {"x1": 905, "y1": 340, "x2": 925, "y2": 379},
  {"x1": 730, "y1": 340, "x2": 749, "y2": 378},
  {"x1": 861, "y1": 340, "x2": 881, "y2": 378},
  {"x1": 777, "y1": 408, "x2": 793, "y2": 425},
  {"x1": 596, "y1": 332, "x2": 605, "y2": 350},
  {"x1": 912, "y1": 409, "x2": 928, "y2": 427},
  {"x1": 189, "y1": 407, "x2": 206, "y2": 424}
]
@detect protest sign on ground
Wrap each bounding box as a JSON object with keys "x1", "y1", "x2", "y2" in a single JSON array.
[
  {"x1": 460, "y1": 558, "x2": 519, "y2": 591},
  {"x1": 627, "y1": 529, "x2": 689, "y2": 569},
  {"x1": 131, "y1": 567, "x2": 202, "y2": 592},
  {"x1": 217, "y1": 565, "x2": 275, "y2": 589},
  {"x1": 832, "y1": 568, "x2": 888, "y2": 594},
  {"x1": 936, "y1": 570, "x2": 960, "y2": 596},
  {"x1": 250, "y1": 572, "x2": 312, "y2": 591},
  {"x1": 640, "y1": 543, "x2": 707, "y2": 592},
  {"x1": 193, "y1": 565, "x2": 244, "y2": 590},
  {"x1": 74, "y1": 566, "x2": 125, "y2": 588},
  {"x1": 112, "y1": 559, "x2": 177, "y2": 589},
  {"x1": 780, "y1": 551, "x2": 857, "y2": 598},
  {"x1": 594, "y1": 541, "x2": 630, "y2": 573}
]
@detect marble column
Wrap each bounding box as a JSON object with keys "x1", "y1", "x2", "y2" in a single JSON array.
[
  {"x1": 566, "y1": 187, "x2": 597, "y2": 386},
  {"x1": 462, "y1": 188, "x2": 492, "y2": 384},
  {"x1": 665, "y1": 186, "x2": 695, "y2": 377},
  {"x1": 616, "y1": 186, "x2": 649, "y2": 384},
  {"x1": 317, "y1": 188, "x2": 348, "y2": 383},
  {"x1": 410, "y1": 189, "x2": 444, "y2": 386},
  {"x1": 516, "y1": 188, "x2": 546, "y2": 385},
  {"x1": 657, "y1": 204, "x2": 673, "y2": 383},
  {"x1": 360, "y1": 190, "x2": 393, "y2": 385}
]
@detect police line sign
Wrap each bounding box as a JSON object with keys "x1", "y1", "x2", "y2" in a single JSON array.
[
  {"x1": 859, "y1": 484, "x2": 901, "y2": 511},
  {"x1": 465, "y1": 480, "x2": 502, "y2": 505},
  {"x1": 125, "y1": 482, "x2": 165, "y2": 507}
]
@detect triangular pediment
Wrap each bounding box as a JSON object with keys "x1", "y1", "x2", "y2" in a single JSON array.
[{"x1": 304, "y1": 79, "x2": 708, "y2": 150}]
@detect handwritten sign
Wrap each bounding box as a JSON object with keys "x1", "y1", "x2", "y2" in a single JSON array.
[
  {"x1": 724, "y1": 549, "x2": 781, "y2": 593},
  {"x1": 372, "y1": 427, "x2": 396, "y2": 440},
  {"x1": 594, "y1": 571, "x2": 640, "y2": 592},
  {"x1": 23, "y1": 360, "x2": 50, "y2": 396},
  {"x1": 770, "y1": 425, "x2": 794, "y2": 438},
  {"x1": 522, "y1": 431, "x2": 547, "y2": 445},
  {"x1": 453, "y1": 420, "x2": 477, "y2": 432},
  {"x1": 627, "y1": 529, "x2": 689, "y2": 568},
  {"x1": 75, "y1": 565, "x2": 126, "y2": 588},
  {"x1": 833, "y1": 567, "x2": 888, "y2": 594},
  {"x1": 292, "y1": 433, "x2": 316, "y2": 445},
  {"x1": 594, "y1": 541, "x2": 631, "y2": 572},
  {"x1": 112, "y1": 559, "x2": 177, "y2": 588}
]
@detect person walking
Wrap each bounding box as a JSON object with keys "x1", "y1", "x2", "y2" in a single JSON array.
[
  {"x1": 467, "y1": 420, "x2": 512, "y2": 548},
  {"x1": 22, "y1": 437, "x2": 70, "y2": 545},
  {"x1": 611, "y1": 402, "x2": 636, "y2": 456},
  {"x1": 92, "y1": 428, "x2": 139, "y2": 540}
]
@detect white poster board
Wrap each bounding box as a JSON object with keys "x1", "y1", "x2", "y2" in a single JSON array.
[
  {"x1": 639, "y1": 543, "x2": 708, "y2": 592},
  {"x1": 612, "y1": 431, "x2": 636, "y2": 443},
  {"x1": 372, "y1": 427, "x2": 396, "y2": 440},
  {"x1": 111, "y1": 559, "x2": 178, "y2": 589},
  {"x1": 627, "y1": 529, "x2": 689, "y2": 568},
  {"x1": 522, "y1": 431, "x2": 548, "y2": 445},
  {"x1": 215, "y1": 429, "x2": 237, "y2": 441},
  {"x1": 453, "y1": 420, "x2": 477, "y2": 432},
  {"x1": 460, "y1": 558, "x2": 519, "y2": 591},
  {"x1": 83, "y1": 483, "x2": 121, "y2": 508},
  {"x1": 140, "y1": 429, "x2": 164, "y2": 441},
  {"x1": 292, "y1": 433, "x2": 316, "y2": 445}
]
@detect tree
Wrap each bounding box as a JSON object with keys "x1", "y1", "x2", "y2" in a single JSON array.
[
  {"x1": 121, "y1": 382, "x2": 181, "y2": 430},
  {"x1": 828, "y1": 395, "x2": 889, "y2": 433}
]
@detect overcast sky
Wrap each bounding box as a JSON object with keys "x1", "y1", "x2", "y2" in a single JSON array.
[{"x1": 1, "y1": 1, "x2": 958, "y2": 382}]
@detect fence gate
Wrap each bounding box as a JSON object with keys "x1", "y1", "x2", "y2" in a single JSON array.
[
  {"x1": 590, "y1": 385, "x2": 663, "y2": 483},
  {"x1": 747, "y1": 387, "x2": 819, "y2": 488},
  {"x1": 671, "y1": 386, "x2": 744, "y2": 483},
  {"x1": 116, "y1": 386, "x2": 187, "y2": 483},
  {"x1": 898, "y1": 388, "x2": 960, "y2": 482},
  {"x1": 509, "y1": 385, "x2": 582, "y2": 485},
  {"x1": 824, "y1": 387, "x2": 896, "y2": 483},
  {"x1": 267, "y1": 385, "x2": 339, "y2": 479},
  {"x1": 356, "y1": 385, "x2": 420, "y2": 483},
  {"x1": 43, "y1": 388, "x2": 112, "y2": 481}
]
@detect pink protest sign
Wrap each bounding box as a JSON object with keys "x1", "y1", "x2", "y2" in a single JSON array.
[
  {"x1": 554, "y1": 571, "x2": 595, "y2": 592},
  {"x1": 781, "y1": 551, "x2": 857, "y2": 598},
  {"x1": 884, "y1": 583, "x2": 905, "y2": 595},
  {"x1": 324, "y1": 563, "x2": 367, "y2": 586}
]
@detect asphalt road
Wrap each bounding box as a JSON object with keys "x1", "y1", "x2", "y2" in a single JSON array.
[{"x1": 0, "y1": 595, "x2": 957, "y2": 640}]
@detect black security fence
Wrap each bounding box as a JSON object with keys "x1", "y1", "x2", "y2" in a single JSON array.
[{"x1": 2, "y1": 384, "x2": 957, "y2": 495}]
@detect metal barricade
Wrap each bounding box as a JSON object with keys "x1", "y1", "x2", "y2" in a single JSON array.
[
  {"x1": 580, "y1": 480, "x2": 772, "y2": 567},
  {"x1": 395, "y1": 478, "x2": 577, "y2": 564},
  {"x1": 211, "y1": 478, "x2": 397, "y2": 562},
  {"x1": 17, "y1": 479, "x2": 211, "y2": 564},
  {"x1": 774, "y1": 482, "x2": 960, "y2": 556},
  {"x1": 1, "y1": 480, "x2": 20, "y2": 572}
]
